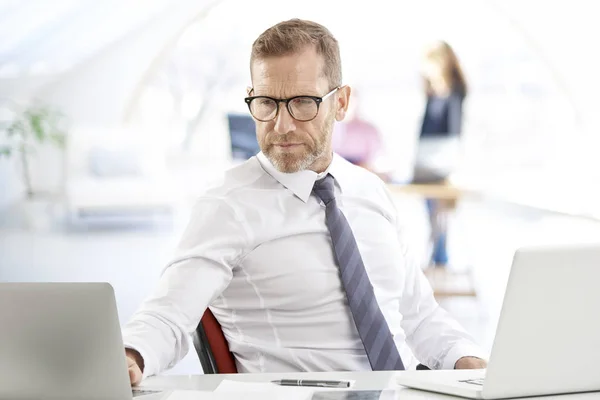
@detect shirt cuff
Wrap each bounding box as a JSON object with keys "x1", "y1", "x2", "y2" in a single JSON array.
[
  {"x1": 123, "y1": 338, "x2": 157, "y2": 380},
  {"x1": 442, "y1": 342, "x2": 489, "y2": 370}
]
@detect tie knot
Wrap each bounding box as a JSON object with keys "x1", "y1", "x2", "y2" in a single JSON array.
[{"x1": 312, "y1": 174, "x2": 336, "y2": 205}]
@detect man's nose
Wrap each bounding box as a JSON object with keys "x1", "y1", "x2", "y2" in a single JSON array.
[{"x1": 273, "y1": 103, "x2": 296, "y2": 134}]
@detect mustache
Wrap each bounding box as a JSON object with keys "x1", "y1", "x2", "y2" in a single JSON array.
[{"x1": 266, "y1": 134, "x2": 305, "y2": 144}]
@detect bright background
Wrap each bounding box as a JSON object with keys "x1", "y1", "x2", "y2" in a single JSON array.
[{"x1": 2, "y1": 0, "x2": 600, "y2": 374}]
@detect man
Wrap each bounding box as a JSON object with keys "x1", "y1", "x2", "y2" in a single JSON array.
[{"x1": 123, "y1": 19, "x2": 487, "y2": 386}]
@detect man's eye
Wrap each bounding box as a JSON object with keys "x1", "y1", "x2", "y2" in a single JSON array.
[
  {"x1": 294, "y1": 98, "x2": 314, "y2": 105},
  {"x1": 258, "y1": 99, "x2": 273, "y2": 106}
]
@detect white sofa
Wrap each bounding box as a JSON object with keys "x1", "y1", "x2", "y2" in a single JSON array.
[{"x1": 64, "y1": 127, "x2": 178, "y2": 228}]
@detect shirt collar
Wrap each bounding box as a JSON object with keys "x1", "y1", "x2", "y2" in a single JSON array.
[{"x1": 256, "y1": 151, "x2": 351, "y2": 203}]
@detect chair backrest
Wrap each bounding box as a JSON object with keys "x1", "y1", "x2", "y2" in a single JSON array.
[{"x1": 192, "y1": 308, "x2": 237, "y2": 374}]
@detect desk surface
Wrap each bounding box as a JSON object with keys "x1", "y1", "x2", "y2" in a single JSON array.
[
  {"x1": 139, "y1": 371, "x2": 600, "y2": 399},
  {"x1": 141, "y1": 371, "x2": 396, "y2": 392}
]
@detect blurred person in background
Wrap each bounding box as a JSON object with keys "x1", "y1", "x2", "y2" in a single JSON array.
[
  {"x1": 413, "y1": 40, "x2": 467, "y2": 268},
  {"x1": 332, "y1": 89, "x2": 384, "y2": 174}
]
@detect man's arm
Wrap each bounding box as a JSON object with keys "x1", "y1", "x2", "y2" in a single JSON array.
[
  {"x1": 122, "y1": 198, "x2": 248, "y2": 380},
  {"x1": 455, "y1": 356, "x2": 487, "y2": 369},
  {"x1": 125, "y1": 348, "x2": 144, "y2": 386},
  {"x1": 398, "y1": 266, "x2": 487, "y2": 369},
  {"x1": 386, "y1": 191, "x2": 487, "y2": 370}
]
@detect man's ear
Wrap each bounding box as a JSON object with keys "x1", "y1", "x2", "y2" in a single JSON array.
[{"x1": 335, "y1": 86, "x2": 351, "y2": 122}]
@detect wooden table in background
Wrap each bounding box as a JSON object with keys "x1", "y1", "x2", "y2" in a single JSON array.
[{"x1": 387, "y1": 182, "x2": 480, "y2": 299}]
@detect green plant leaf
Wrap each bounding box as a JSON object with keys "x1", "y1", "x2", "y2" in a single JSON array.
[
  {"x1": 0, "y1": 146, "x2": 12, "y2": 157},
  {"x1": 3, "y1": 104, "x2": 68, "y2": 153},
  {"x1": 6, "y1": 120, "x2": 26, "y2": 138},
  {"x1": 49, "y1": 132, "x2": 67, "y2": 148},
  {"x1": 17, "y1": 142, "x2": 32, "y2": 155},
  {"x1": 30, "y1": 111, "x2": 46, "y2": 142}
]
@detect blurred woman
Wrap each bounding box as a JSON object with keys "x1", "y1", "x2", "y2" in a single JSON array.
[{"x1": 413, "y1": 40, "x2": 468, "y2": 267}]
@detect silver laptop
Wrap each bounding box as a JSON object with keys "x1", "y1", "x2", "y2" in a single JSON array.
[
  {"x1": 397, "y1": 243, "x2": 600, "y2": 399},
  {"x1": 0, "y1": 282, "x2": 170, "y2": 400}
]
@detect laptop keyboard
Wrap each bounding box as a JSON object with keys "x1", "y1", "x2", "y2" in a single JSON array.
[
  {"x1": 132, "y1": 388, "x2": 162, "y2": 397},
  {"x1": 459, "y1": 378, "x2": 485, "y2": 386}
]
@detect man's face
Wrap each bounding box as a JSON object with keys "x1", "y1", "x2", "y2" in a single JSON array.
[{"x1": 250, "y1": 47, "x2": 348, "y2": 173}]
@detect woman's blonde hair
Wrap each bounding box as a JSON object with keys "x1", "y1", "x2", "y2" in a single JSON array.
[
  {"x1": 423, "y1": 40, "x2": 467, "y2": 96},
  {"x1": 250, "y1": 19, "x2": 342, "y2": 88}
]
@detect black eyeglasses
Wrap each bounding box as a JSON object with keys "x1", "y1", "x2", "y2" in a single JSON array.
[{"x1": 244, "y1": 87, "x2": 339, "y2": 122}]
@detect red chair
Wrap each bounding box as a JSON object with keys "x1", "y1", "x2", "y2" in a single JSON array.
[
  {"x1": 192, "y1": 308, "x2": 238, "y2": 373},
  {"x1": 193, "y1": 308, "x2": 430, "y2": 372}
]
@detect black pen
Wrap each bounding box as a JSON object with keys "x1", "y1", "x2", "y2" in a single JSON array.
[{"x1": 272, "y1": 379, "x2": 351, "y2": 388}]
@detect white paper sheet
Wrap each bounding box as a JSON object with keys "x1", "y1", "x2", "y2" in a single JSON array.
[
  {"x1": 165, "y1": 390, "x2": 219, "y2": 400},
  {"x1": 166, "y1": 378, "x2": 355, "y2": 400},
  {"x1": 165, "y1": 387, "x2": 309, "y2": 400},
  {"x1": 217, "y1": 380, "x2": 315, "y2": 400},
  {"x1": 215, "y1": 379, "x2": 355, "y2": 393}
]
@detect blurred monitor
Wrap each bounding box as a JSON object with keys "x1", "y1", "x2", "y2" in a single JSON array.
[{"x1": 227, "y1": 113, "x2": 260, "y2": 161}]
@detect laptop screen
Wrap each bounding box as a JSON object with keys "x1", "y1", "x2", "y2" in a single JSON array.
[{"x1": 227, "y1": 113, "x2": 260, "y2": 161}]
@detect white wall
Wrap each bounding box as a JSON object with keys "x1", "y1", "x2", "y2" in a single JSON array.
[
  {"x1": 496, "y1": 0, "x2": 600, "y2": 134},
  {"x1": 2, "y1": 0, "x2": 599, "y2": 211},
  {"x1": 0, "y1": 157, "x2": 21, "y2": 210},
  {"x1": 0, "y1": 2, "x2": 214, "y2": 210},
  {"x1": 35, "y1": 3, "x2": 213, "y2": 127}
]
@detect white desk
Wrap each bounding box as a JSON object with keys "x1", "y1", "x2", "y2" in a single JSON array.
[
  {"x1": 139, "y1": 371, "x2": 600, "y2": 399},
  {"x1": 140, "y1": 371, "x2": 395, "y2": 392}
]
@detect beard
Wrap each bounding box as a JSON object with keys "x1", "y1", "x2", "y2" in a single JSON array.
[{"x1": 260, "y1": 111, "x2": 336, "y2": 173}]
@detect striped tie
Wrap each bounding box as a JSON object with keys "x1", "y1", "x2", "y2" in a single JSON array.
[{"x1": 313, "y1": 174, "x2": 405, "y2": 371}]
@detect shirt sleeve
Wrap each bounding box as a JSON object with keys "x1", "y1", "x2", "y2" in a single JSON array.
[
  {"x1": 384, "y1": 189, "x2": 488, "y2": 370},
  {"x1": 122, "y1": 197, "x2": 249, "y2": 378}
]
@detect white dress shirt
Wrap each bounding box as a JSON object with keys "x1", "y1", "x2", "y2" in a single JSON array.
[{"x1": 122, "y1": 152, "x2": 486, "y2": 377}]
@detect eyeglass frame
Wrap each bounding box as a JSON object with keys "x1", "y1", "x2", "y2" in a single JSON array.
[{"x1": 244, "y1": 87, "x2": 340, "y2": 122}]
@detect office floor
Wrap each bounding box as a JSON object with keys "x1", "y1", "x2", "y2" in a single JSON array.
[{"x1": 2, "y1": 196, "x2": 600, "y2": 374}]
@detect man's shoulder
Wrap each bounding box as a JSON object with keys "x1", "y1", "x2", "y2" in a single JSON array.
[
  {"x1": 200, "y1": 157, "x2": 268, "y2": 200},
  {"x1": 339, "y1": 161, "x2": 397, "y2": 222},
  {"x1": 334, "y1": 155, "x2": 389, "y2": 193}
]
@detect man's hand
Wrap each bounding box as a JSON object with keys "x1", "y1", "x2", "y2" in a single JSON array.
[
  {"x1": 454, "y1": 356, "x2": 487, "y2": 369},
  {"x1": 125, "y1": 348, "x2": 144, "y2": 386}
]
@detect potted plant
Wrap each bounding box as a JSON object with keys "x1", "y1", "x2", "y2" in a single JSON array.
[{"x1": 0, "y1": 102, "x2": 67, "y2": 228}]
